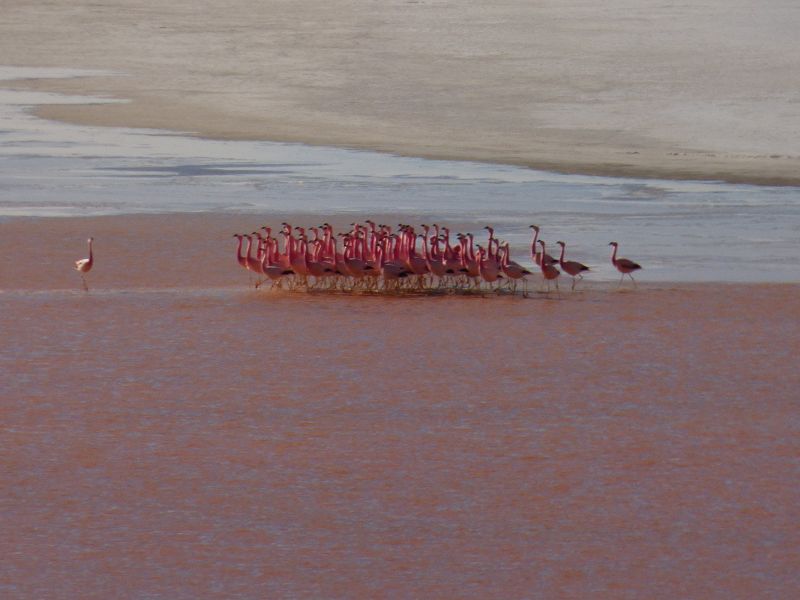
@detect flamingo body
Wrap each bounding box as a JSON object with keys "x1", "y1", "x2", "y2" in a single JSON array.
[{"x1": 74, "y1": 237, "x2": 94, "y2": 273}]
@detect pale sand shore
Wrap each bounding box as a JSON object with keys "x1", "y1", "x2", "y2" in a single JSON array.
[{"x1": 3, "y1": 1, "x2": 800, "y2": 185}]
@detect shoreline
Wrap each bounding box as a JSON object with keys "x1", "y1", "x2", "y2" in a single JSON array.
[
  {"x1": 22, "y1": 89, "x2": 800, "y2": 189},
  {"x1": 3, "y1": 1, "x2": 800, "y2": 188}
]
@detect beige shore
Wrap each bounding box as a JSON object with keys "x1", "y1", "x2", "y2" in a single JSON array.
[{"x1": 3, "y1": 1, "x2": 800, "y2": 185}]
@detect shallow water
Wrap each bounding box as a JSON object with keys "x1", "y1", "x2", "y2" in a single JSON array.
[{"x1": 2, "y1": 284, "x2": 799, "y2": 598}]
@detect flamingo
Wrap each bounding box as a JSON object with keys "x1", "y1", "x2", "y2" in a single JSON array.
[
  {"x1": 376, "y1": 245, "x2": 410, "y2": 290},
  {"x1": 609, "y1": 242, "x2": 642, "y2": 287},
  {"x1": 537, "y1": 240, "x2": 560, "y2": 293},
  {"x1": 555, "y1": 241, "x2": 590, "y2": 290},
  {"x1": 74, "y1": 237, "x2": 94, "y2": 291},
  {"x1": 244, "y1": 233, "x2": 265, "y2": 287},
  {"x1": 259, "y1": 237, "x2": 294, "y2": 288},
  {"x1": 529, "y1": 225, "x2": 557, "y2": 266},
  {"x1": 476, "y1": 245, "x2": 502, "y2": 288},
  {"x1": 499, "y1": 241, "x2": 532, "y2": 295},
  {"x1": 421, "y1": 231, "x2": 448, "y2": 281},
  {"x1": 232, "y1": 234, "x2": 248, "y2": 270}
]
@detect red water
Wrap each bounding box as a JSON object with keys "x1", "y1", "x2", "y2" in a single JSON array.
[{"x1": 2, "y1": 215, "x2": 799, "y2": 598}]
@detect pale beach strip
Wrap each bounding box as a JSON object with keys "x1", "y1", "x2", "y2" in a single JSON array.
[{"x1": 2, "y1": 1, "x2": 800, "y2": 185}]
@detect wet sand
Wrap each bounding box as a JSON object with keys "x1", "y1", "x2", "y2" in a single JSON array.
[
  {"x1": 3, "y1": 1, "x2": 800, "y2": 185},
  {"x1": 2, "y1": 214, "x2": 799, "y2": 597}
]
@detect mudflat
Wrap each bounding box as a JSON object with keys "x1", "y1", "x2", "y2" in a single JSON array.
[
  {"x1": 2, "y1": 213, "x2": 799, "y2": 597},
  {"x1": 2, "y1": 1, "x2": 800, "y2": 184}
]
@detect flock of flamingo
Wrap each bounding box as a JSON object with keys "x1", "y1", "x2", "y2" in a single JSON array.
[
  {"x1": 228, "y1": 221, "x2": 642, "y2": 295},
  {"x1": 72, "y1": 223, "x2": 641, "y2": 294}
]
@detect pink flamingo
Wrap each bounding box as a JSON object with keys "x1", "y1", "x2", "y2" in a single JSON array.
[
  {"x1": 74, "y1": 237, "x2": 94, "y2": 291},
  {"x1": 440, "y1": 227, "x2": 464, "y2": 275},
  {"x1": 288, "y1": 229, "x2": 310, "y2": 279},
  {"x1": 537, "y1": 240, "x2": 560, "y2": 293},
  {"x1": 233, "y1": 234, "x2": 248, "y2": 270},
  {"x1": 342, "y1": 235, "x2": 374, "y2": 280},
  {"x1": 420, "y1": 227, "x2": 447, "y2": 280},
  {"x1": 244, "y1": 233, "x2": 265, "y2": 287},
  {"x1": 499, "y1": 241, "x2": 532, "y2": 295},
  {"x1": 402, "y1": 227, "x2": 429, "y2": 277},
  {"x1": 459, "y1": 234, "x2": 480, "y2": 288},
  {"x1": 555, "y1": 241, "x2": 590, "y2": 290},
  {"x1": 476, "y1": 245, "x2": 502, "y2": 288},
  {"x1": 529, "y1": 225, "x2": 557, "y2": 266},
  {"x1": 260, "y1": 237, "x2": 294, "y2": 287},
  {"x1": 376, "y1": 244, "x2": 410, "y2": 290},
  {"x1": 609, "y1": 242, "x2": 642, "y2": 287}
]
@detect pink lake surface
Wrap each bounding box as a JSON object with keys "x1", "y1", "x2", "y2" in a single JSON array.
[{"x1": 1, "y1": 215, "x2": 799, "y2": 598}]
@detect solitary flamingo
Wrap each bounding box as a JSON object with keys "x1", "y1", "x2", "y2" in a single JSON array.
[
  {"x1": 609, "y1": 241, "x2": 642, "y2": 287},
  {"x1": 555, "y1": 241, "x2": 589, "y2": 290},
  {"x1": 74, "y1": 237, "x2": 94, "y2": 291}
]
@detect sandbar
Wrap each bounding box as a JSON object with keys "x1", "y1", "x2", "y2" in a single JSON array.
[{"x1": 2, "y1": 1, "x2": 800, "y2": 185}]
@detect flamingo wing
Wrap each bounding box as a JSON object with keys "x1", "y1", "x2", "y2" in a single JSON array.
[{"x1": 617, "y1": 258, "x2": 642, "y2": 271}]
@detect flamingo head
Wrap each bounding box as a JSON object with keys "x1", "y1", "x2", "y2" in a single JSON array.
[
  {"x1": 609, "y1": 241, "x2": 618, "y2": 247},
  {"x1": 556, "y1": 241, "x2": 565, "y2": 247}
]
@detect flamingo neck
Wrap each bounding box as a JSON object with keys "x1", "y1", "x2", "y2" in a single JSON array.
[
  {"x1": 538, "y1": 242, "x2": 547, "y2": 273},
  {"x1": 531, "y1": 229, "x2": 539, "y2": 260},
  {"x1": 236, "y1": 236, "x2": 244, "y2": 261},
  {"x1": 459, "y1": 239, "x2": 469, "y2": 266}
]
